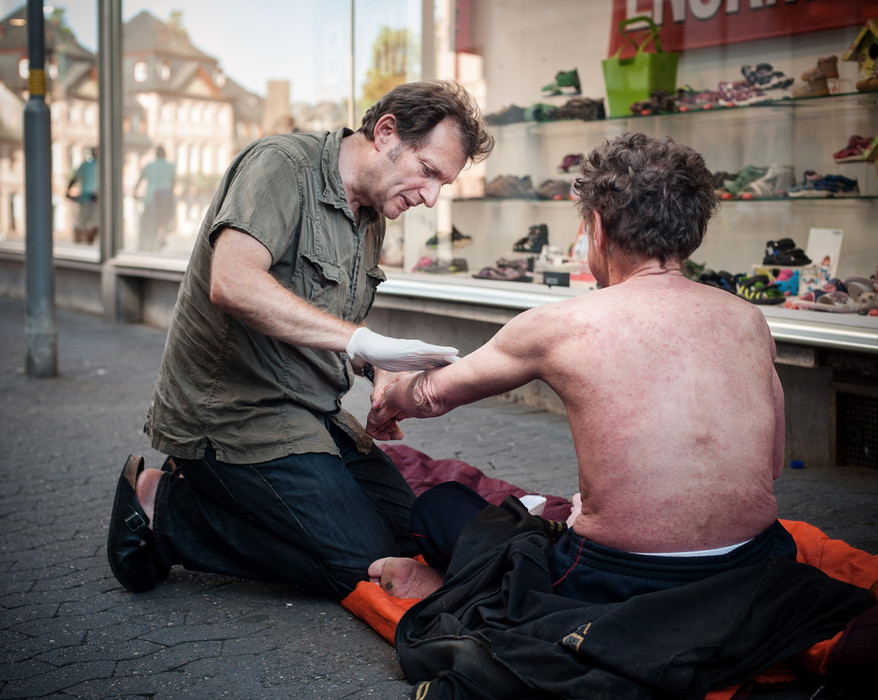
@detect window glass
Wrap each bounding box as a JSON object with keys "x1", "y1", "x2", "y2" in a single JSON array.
[
  {"x1": 117, "y1": 1, "x2": 354, "y2": 257},
  {"x1": 354, "y1": 0, "x2": 424, "y2": 270},
  {"x1": 0, "y1": 3, "x2": 100, "y2": 252},
  {"x1": 0, "y1": 1, "x2": 424, "y2": 261}
]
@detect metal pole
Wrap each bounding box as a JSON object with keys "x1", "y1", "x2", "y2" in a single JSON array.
[{"x1": 24, "y1": 0, "x2": 57, "y2": 378}]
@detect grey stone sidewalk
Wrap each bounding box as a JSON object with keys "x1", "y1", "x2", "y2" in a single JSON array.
[{"x1": 1, "y1": 298, "x2": 875, "y2": 699}]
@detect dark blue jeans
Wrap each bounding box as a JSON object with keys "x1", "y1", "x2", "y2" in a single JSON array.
[{"x1": 152, "y1": 419, "x2": 417, "y2": 598}]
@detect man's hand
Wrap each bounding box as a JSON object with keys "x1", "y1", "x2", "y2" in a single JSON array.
[
  {"x1": 347, "y1": 327, "x2": 459, "y2": 371},
  {"x1": 366, "y1": 372, "x2": 413, "y2": 440}
]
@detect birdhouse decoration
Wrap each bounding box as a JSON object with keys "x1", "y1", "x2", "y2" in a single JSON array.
[{"x1": 842, "y1": 19, "x2": 878, "y2": 92}]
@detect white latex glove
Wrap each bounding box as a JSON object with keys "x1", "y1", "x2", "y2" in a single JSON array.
[{"x1": 346, "y1": 327, "x2": 460, "y2": 371}]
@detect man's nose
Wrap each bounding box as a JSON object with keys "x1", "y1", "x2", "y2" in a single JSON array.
[{"x1": 421, "y1": 181, "x2": 441, "y2": 208}]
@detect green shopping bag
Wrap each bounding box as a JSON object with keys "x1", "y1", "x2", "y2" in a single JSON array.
[{"x1": 602, "y1": 16, "x2": 678, "y2": 118}]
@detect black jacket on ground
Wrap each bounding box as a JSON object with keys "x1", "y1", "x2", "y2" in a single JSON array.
[{"x1": 395, "y1": 498, "x2": 871, "y2": 700}]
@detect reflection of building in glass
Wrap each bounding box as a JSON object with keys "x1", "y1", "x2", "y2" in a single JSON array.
[
  {"x1": 121, "y1": 10, "x2": 265, "y2": 252},
  {"x1": 0, "y1": 6, "x2": 269, "y2": 251},
  {"x1": 0, "y1": 6, "x2": 98, "y2": 244}
]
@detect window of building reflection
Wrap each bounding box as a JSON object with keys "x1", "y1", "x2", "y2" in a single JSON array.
[
  {"x1": 0, "y1": 0, "x2": 428, "y2": 262},
  {"x1": 0, "y1": 3, "x2": 99, "y2": 253}
]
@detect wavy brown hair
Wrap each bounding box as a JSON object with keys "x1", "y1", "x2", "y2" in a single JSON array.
[
  {"x1": 359, "y1": 80, "x2": 494, "y2": 164},
  {"x1": 574, "y1": 133, "x2": 719, "y2": 265}
]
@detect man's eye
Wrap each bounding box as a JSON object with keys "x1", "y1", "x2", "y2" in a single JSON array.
[{"x1": 422, "y1": 164, "x2": 434, "y2": 177}]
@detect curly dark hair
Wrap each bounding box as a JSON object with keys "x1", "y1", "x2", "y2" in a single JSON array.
[
  {"x1": 574, "y1": 133, "x2": 719, "y2": 265},
  {"x1": 359, "y1": 80, "x2": 494, "y2": 164}
]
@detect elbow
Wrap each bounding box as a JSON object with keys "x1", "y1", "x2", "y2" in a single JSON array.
[{"x1": 209, "y1": 270, "x2": 240, "y2": 314}]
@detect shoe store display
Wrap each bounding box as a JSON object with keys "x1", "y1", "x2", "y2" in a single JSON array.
[
  {"x1": 676, "y1": 86, "x2": 722, "y2": 111},
  {"x1": 763, "y1": 238, "x2": 811, "y2": 267},
  {"x1": 513, "y1": 224, "x2": 549, "y2": 254},
  {"x1": 833, "y1": 135, "x2": 875, "y2": 163},
  {"x1": 718, "y1": 79, "x2": 771, "y2": 106},
  {"x1": 720, "y1": 165, "x2": 768, "y2": 199},
  {"x1": 741, "y1": 62, "x2": 794, "y2": 90},
  {"x1": 792, "y1": 55, "x2": 837, "y2": 98},
  {"x1": 537, "y1": 179, "x2": 574, "y2": 200},
  {"x1": 473, "y1": 257, "x2": 533, "y2": 282},
  {"x1": 558, "y1": 153, "x2": 583, "y2": 172},
  {"x1": 801, "y1": 55, "x2": 839, "y2": 82},
  {"x1": 631, "y1": 90, "x2": 676, "y2": 115},
  {"x1": 485, "y1": 174, "x2": 537, "y2": 199},
  {"x1": 740, "y1": 164, "x2": 795, "y2": 199},
  {"x1": 485, "y1": 104, "x2": 525, "y2": 125},
  {"x1": 542, "y1": 68, "x2": 581, "y2": 96},
  {"x1": 555, "y1": 97, "x2": 605, "y2": 121},
  {"x1": 417, "y1": 258, "x2": 469, "y2": 274},
  {"x1": 425, "y1": 226, "x2": 473, "y2": 248},
  {"x1": 712, "y1": 170, "x2": 738, "y2": 197},
  {"x1": 787, "y1": 170, "x2": 825, "y2": 197},
  {"x1": 523, "y1": 103, "x2": 560, "y2": 122}
]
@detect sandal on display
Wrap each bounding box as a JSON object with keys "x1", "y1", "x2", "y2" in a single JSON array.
[
  {"x1": 740, "y1": 164, "x2": 795, "y2": 199},
  {"x1": 795, "y1": 289, "x2": 859, "y2": 313},
  {"x1": 773, "y1": 269, "x2": 800, "y2": 296},
  {"x1": 542, "y1": 68, "x2": 581, "y2": 96},
  {"x1": 736, "y1": 275, "x2": 786, "y2": 305},
  {"x1": 833, "y1": 135, "x2": 875, "y2": 163},
  {"x1": 699, "y1": 270, "x2": 737, "y2": 294},
  {"x1": 763, "y1": 238, "x2": 811, "y2": 266},
  {"x1": 513, "y1": 224, "x2": 549, "y2": 254},
  {"x1": 473, "y1": 258, "x2": 533, "y2": 282}
]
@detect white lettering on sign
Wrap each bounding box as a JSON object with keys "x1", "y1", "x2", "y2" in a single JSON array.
[{"x1": 631, "y1": 0, "x2": 798, "y2": 26}]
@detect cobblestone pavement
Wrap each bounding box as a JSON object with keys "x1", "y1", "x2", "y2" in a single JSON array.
[{"x1": 1, "y1": 298, "x2": 875, "y2": 699}]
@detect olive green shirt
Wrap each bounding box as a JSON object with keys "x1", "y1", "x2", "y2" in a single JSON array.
[{"x1": 145, "y1": 128, "x2": 386, "y2": 463}]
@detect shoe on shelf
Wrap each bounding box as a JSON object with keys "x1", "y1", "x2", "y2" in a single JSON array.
[
  {"x1": 485, "y1": 174, "x2": 537, "y2": 199},
  {"x1": 718, "y1": 80, "x2": 770, "y2": 106},
  {"x1": 107, "y1": 455, "x2": 163, "y2": 593},
  {"x1": 833, "y1": 135, "x2": 875, "y2": 162},
  {"x1": 426, "y1": 225, "x2": 473, "y2": 249},
  {"x1": 764, "y1": 238, "x2": 811, "y2": 266},
  {"x1": 741, "y1": 63, "x2": 794, "y2": 90},
  {"x1": 740, "y1": 164, "x2": 795, "y2": 199},
  {"x1": 558, "y1": 153, "x2": 583, "y2": 173},
  {"x1": 513, "y1": 223, "x2": 549, "y2": 254},
  {"x1": 417, "y1": 257, "x2": 469, "y2": 274},
  {"x1": 792, "y1": 75, "x2": 830, "y2": 98},
  {"x1": 817, "y1": 174, "x2": 860, "y2": 196},
  {"x1": 542, "y1": 68, "x2": 581, "y2": 96},
  {"x1": 537, "y1": 179, "x2": 574, "y2": 200},
  {"x1": 801, "y1": 55, "x2": 839, "y2": 82},
  {"x1": 485, "y1": 104, "x2": 525, "y2": 125},
  {"x1": 860, "y1": 135, "x2": 878, "y2": 162},
  {"x1": 787, "y1": 170, "x2": 826, "y2": 197},
  {"x1": 721, "y1": 165, "x2": 768, "y2": 199}
]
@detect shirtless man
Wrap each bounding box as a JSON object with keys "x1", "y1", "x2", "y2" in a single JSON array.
[{"x1": 367, "y1": 132, "x2": 794, "y2": 601}]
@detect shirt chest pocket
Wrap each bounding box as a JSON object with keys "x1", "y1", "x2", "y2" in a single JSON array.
[{"x1": 298, "y1": 252, "x2": 348, "y2": 317}]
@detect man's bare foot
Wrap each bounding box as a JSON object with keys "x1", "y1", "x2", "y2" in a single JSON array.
[
  {"x1": 135, "y1": 468, "x2": 162, "y2": 528},
  {"x1": 368, "y1": 557, "x2": 444, "y2": 599}
]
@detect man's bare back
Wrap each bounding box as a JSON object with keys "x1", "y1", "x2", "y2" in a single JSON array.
[{"x1": 539, "y1": 271, "x2": 783, "y2": 553}]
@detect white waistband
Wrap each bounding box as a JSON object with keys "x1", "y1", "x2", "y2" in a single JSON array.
[{"x1": 631, "y1": 538, "x2": 753, "y2": 558}]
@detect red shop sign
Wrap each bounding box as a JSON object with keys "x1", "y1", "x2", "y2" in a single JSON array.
[{"x1": 609, "y1": 0, "x2": 878, "y2": 56}]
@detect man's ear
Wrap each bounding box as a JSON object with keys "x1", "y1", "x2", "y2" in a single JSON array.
[
  {"x1": 591, "y1": 211, "x2": 605, "y2": 253},
  {"x1": 373, "y1": 114, "x2": 397, "y2": 151}
]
